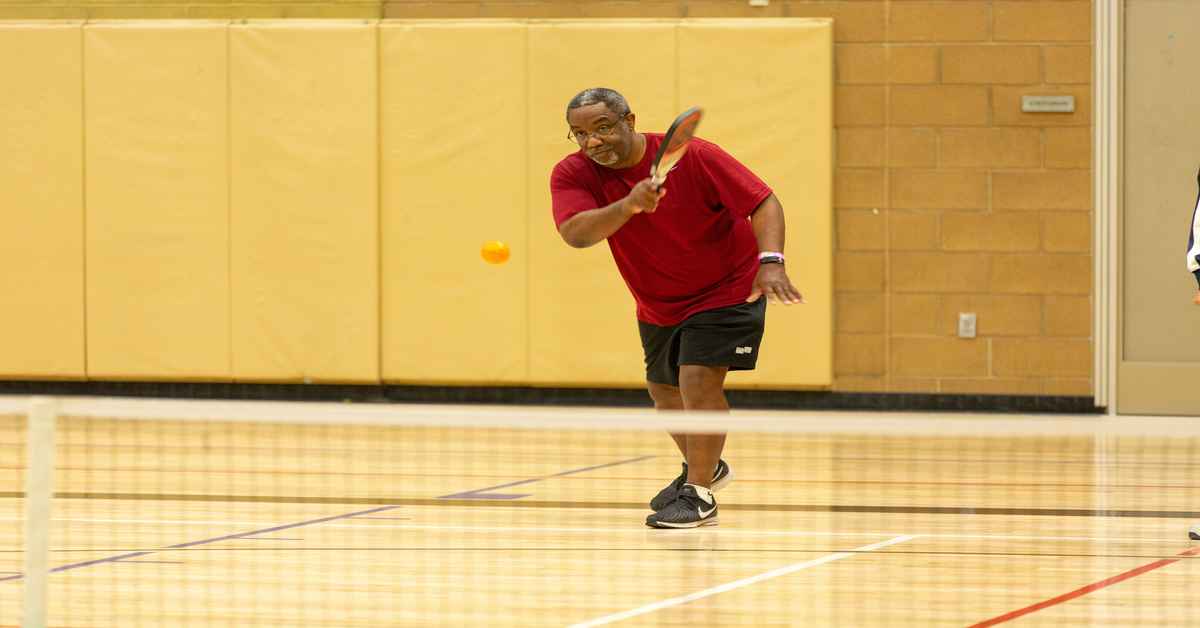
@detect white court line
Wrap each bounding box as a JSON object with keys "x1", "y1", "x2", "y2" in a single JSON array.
[
  {"x1": 567, "y1": 535, "x2": 914, "y2": 628},
  {"x1": 0, "y1": 518, "x2": 1184, "y2": 544}
]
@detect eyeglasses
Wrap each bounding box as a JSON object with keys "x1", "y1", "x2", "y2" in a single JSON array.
[{"x1": 566, "y1": 113, "x2": 630, "y2": 144}]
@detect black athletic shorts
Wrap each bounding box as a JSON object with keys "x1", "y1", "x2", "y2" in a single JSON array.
[{"x1": 638, "y1": 297, "x2": 767, "y2": 387}]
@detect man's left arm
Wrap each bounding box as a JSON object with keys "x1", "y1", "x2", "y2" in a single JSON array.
[
  {"x1": 747, "y1": 194, "x2": 804, "y2": 305},
  {"x1": 692, "y1": 141, "x2": 805, "y2": 305}
]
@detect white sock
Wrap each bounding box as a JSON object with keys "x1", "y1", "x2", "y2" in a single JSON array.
[{"x1": 684, "y1": 483, "x2": 714, "y2": 504}]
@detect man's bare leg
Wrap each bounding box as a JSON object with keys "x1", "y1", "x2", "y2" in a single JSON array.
[
  {"x1": 677, "y1": 364, "x2": 729, "y2": 488},
  {"x1": 647, "y1": 381, "x2": 688, "y2": 457}
]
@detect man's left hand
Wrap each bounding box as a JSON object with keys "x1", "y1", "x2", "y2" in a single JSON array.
[
  {"x1": 1193, "y1": 291, "x2": 1200, "y2": 305},
  {"x1": 747, "y1": 264, "x2": 804, "y2": 305}
]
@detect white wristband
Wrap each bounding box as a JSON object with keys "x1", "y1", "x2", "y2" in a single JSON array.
[{"x1": 758, "y1": 251, "x2": 784, "y2": 261}]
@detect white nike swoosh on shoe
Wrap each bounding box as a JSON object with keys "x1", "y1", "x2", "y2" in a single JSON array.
[{"x1": 698, "y1": 505, "x2": 716, "y2": 518}]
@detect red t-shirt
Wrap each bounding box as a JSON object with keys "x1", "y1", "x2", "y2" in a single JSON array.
[{"x1": 550, "y1": 133, "x2": 772, "y2": 326}]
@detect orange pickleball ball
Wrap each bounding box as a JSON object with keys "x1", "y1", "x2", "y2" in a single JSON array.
[{"x1": 481, "y1": 240, "x2": 511, "y2": 265}]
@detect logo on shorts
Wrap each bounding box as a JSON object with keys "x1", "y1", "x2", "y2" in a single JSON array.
[{"x1": 735, "y1": 346, "x2": 754, "y2": 355}]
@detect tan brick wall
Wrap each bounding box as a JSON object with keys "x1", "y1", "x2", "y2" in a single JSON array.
[
  {"x1": 834, "y1": 0, "x2": 1092, "y2": 397},
  {"x1": 9, "y1": 0, "x2": 1093, "y2": 397}
]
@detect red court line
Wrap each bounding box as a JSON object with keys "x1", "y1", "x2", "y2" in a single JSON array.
[{"x1": 970, "y1": 545, "x2": 1200, "y2": 626}]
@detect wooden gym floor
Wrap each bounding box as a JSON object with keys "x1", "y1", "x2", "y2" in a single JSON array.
[{"x1": 2, "y1": 410, "x2": 1199, "y2": 626}]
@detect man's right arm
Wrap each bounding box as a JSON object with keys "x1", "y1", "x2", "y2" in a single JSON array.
[
  {"x1": 557, "y1": 179, "x2": 665, "y2": 248},
  {"x1": 558, "y1": 199, "x2": 636, "y2": 248}
]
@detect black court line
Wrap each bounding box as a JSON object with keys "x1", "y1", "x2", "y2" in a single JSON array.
[{"x1": 2, "y1": 492, "x2": 1197, "y2": 519}]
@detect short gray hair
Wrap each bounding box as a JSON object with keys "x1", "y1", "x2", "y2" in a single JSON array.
[{"x1": 566, "y1": 87, "x2": 630, "y2": 120}]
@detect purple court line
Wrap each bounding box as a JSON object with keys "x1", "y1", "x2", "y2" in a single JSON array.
[
  {"x1": 116, "y1": 559, "x2": 185, "y2": 565},
  {"x1": 438, "y1": 455, "x2": 657, "y2": 500},
  {"x1": 0, "y1": 504, "x2": 399, "y2": 583},
  {"x1": 353, "y1": 516, "x2": 411, "y2": 520},
  {"x1": 237, "y1": 537, "x2": 301, "y2": 541},
  {"x1": 0, "y1": 457, "x2": 658, "y2": 581}
]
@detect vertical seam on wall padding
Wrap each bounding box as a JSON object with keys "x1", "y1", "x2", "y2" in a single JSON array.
[
  {"x1": 226, "y1": 22, "x2": 233, "y2": 382},
  {"x1": 524, "y1": 22, "x2": 532, "y2": 382},
  {"x1": 80, "y1": 23, "x2": 89, "y2": 379},
  {"x1": 675, "y1": 21, "x2": 680, "y2": 117},
  {"x1": 827, "y1": 23, "x2": 836, "y2": 384},
  {"x1": 375, "y1": 22, "x2": 383, "y2": 384}
]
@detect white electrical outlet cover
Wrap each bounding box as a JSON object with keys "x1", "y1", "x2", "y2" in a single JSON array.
[{"x1": 957, "y1": 313, "x2": 977, "y2": 338}]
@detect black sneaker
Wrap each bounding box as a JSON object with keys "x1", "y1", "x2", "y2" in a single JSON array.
[
  {"x1": 1189, "y1": 525, "x2": 1200, "y2": 541},
  {"x1": 649, "y1": 459, "x2": 733, "y2": 511},
  {"x1": 646, "y1": 484, "x2": 718, "y2": 528}
]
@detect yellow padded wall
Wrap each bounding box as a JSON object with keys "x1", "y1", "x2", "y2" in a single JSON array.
[
  {"x1": 0, "y1": 23, "x2": 85, "y2": 379},
  {"x1": 380, "y1": 22, "x2": 528, "y2": 384},
  {"x1": 84, "y1": 22, "x2": 230, "y2": 380},
  {"x1": 527, "y1": 21, "x2": 679, "y2": 387},
  {"x1": 679, "y1": 19, "x2": 833, "y2": 388},
  {"x1": 229, "y1": 22, "x2": 379, "y2": 383}
]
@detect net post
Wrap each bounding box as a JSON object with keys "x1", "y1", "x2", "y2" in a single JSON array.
[{"x1": 22, "y1": 396, "x2": 58, "y2": 628}]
